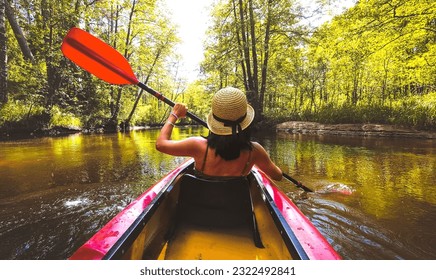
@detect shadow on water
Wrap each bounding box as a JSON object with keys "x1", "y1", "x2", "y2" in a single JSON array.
[{"x1": 0, "y1": 182, "x2": 139, "y2": 259}]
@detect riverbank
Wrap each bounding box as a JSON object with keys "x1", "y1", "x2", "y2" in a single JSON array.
[
  {"x1": 0, "y1": 125, "x2": 86, "y2": 140},
  {"x1": 2, "y1": 121, "x2": 435, "y2": 140},
  {"x1": 276, "y1": 121, "x2": 436, "y2": 139},
  {"x1": 0, "y1": 125, "x2": 154, "y2": 140}
]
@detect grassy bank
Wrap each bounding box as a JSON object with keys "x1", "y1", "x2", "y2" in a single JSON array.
[
  {"x1": 266, "y1": 93, "x2": 436, "y2": 131},
  {"x1": 0, "y1": 101, "x2": 81, "y2": 137},
  {"x1": 2, "y1": 92, "x2": 435, "y2": 138}
]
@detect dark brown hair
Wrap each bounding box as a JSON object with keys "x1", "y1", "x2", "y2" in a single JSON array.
[{"x1": 206, "y1": 127, "x2": 253, "y2": 160}]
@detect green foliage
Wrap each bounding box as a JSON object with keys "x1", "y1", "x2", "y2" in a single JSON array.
[
  {"x1": 182, "y1": 82, "x2": 213, "y2": 122},
  {"x1": 0, "y1": 99, "x2": 49, "y2": 132},
  {"x1": 49, "y1": 106, "x2": 82, "y2": 128},
  {"x1": 265, "y1": 92, "x2": 436, "y2": 130},
  {"x1": 392, "y1": 92, "x2": 436, "y2": 129},
  {"x1": 1, "y1": 0, "x2": 180, "y2": 133},
  {"x1": 227, "y1": 0, "x2": 436, "y2": 130},
  {"x1": 2, "y1": 0, "x2": 435, "y2": 134},
  {"x1": 0, "y1": 100, "x2": 44, "y2": 125}
]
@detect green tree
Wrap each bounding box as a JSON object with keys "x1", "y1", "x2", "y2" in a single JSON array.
[
  {"x1": 203, "y1": 0, "x2": 306, "y2": 122},
  {"x1": 297, "y1": 0, "x2": 435, "y2": 127},
  {"x1": 1, "y1": 0, "x2": 181, "y2": 132}
]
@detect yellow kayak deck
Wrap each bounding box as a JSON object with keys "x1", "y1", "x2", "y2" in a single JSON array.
[{"x1": 160, "y1": 223, "x2": 279, "y2": 260}]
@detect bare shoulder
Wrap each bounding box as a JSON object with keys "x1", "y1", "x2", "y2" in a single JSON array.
[
  {"x1": 189, "y1": 136, "x2": 207, "y2": 145},
  {"x1": 251, "y1": 141, "x2": 282, "y2": 180},
  {"x1": 186, "y1": 136, "x2": 207, "y2": 153},
  {"x1": 251, "y1": 141, "x2": 270, "y2": 160},
  {"x1": 251, "y1": 142, "x2": 267, "y2": 153}
]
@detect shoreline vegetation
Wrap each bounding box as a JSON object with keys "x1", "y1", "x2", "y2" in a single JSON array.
[{"x1": 1, "y1": 120, "x2": 435, "y2": 141}]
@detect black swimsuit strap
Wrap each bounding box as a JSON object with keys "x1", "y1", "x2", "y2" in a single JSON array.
[
  {"x1": 201, "y1": 144, "x2": 209, "y2": 172},
  {"x1": 241, "y1": 149, "x2": 252, "y2": 176}
]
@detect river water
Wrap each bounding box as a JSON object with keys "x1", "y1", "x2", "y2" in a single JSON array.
[{"x1": 0, "y1": 127, "x2": 435, "y2": 260}]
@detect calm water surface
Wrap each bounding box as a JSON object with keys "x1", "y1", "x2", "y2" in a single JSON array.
[{"x1": 0, "y1": 127, "x2": 435, "y2": 259}]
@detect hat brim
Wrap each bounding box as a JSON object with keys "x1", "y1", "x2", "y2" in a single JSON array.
[{"x1": 207, "y1": 104, "x2": 255, "y2": 135}]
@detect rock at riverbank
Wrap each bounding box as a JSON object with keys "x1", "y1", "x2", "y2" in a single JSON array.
[{"x1": 276, "y1": 121, "x2": 436, "y2": 139}]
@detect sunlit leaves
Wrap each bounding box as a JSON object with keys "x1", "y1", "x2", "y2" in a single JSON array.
[{"x1": 2, "y1": 0, "x2": 183, "y2": 130}]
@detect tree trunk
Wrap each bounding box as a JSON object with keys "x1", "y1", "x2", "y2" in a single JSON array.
[
  {"x1": 109, "y1": 0, "x2": 136, "y2": 128},
  {"x1": 41, "y1": 0, "x2": 57, "y2": 109},
  {"x1": 236, "y1": 0, "x2": 253, "y2": 92},
  {"x1": 247, "y1": 0, "x2": 261, "y2": 118},
  {"x1": 0, "y1": 0, "x2": 7, "y2": 104},
  {"x1": 248, "y1": 0, "x2": 258, "y2": 94},
  {"x1": 109, "y1": 4, "x2": 119, "y2": 119},
  {"x1": 5, "y1": 0, "x2": 34, "y2": 62},
  {"x1": 234, "y1": 0, "x2": 263, "y2": 120},
  {"x1": 231, "y1": 0, "x2": 247, "y2": 87},
  {"x1": 123, "y1": 54, "x2": 157, "y2": 130},
  {"x1": 259, "y1": 0, "x2": 273, "y2": 119}
]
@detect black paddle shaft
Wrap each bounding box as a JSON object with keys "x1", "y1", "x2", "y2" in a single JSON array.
[
  {"x1": 137, "y1": 82, "x2": 207, "y2": 127},
  {"x1": 283, "y1": 173, "x2": 313, "y2": 192}
]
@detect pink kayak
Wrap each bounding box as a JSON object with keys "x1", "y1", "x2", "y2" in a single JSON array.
[{"x1": 70, "y1": 159, "x2": 341, "y2": 260}]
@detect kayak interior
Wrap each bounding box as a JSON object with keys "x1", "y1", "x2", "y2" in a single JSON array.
[
  {"x1": 69, "y1": 160, "x2": 340, "y2": 260},
  {"x1": 102, "y1": 164, "x2": 302, "y2": 260}
]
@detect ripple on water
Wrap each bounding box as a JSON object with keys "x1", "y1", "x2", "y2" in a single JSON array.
[{"x1": 296, "y1": 196, "x2": 419, "y2": 259}]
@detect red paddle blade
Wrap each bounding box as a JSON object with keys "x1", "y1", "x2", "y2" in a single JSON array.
[{"x1": 61, "y1": 27, "x2": 138, "y2": 85}]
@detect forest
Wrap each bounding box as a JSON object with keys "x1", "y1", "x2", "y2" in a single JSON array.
[{"x1": 0, "y1": 0, "x2": 435, "y2": 136}]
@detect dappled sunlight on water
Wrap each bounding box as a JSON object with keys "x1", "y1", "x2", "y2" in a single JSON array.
[{"x1": 0, "y1": 128, "x2": 435, "y2": 259}]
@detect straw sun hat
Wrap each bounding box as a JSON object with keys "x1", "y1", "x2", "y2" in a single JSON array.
[{"x1": 207, "y1": 87, "x2": 255, "y2": 136}]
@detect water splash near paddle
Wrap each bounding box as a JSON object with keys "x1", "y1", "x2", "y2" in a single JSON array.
[
  {"x1": 285, "y1": 182, "x2": 354, "y2": 199},
  {"x1": 281, "y1": 175, "x2": 354, "y2": 196},
  {"x1": 318, "y1": 183, "x2": 354, "y2": 195}
]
